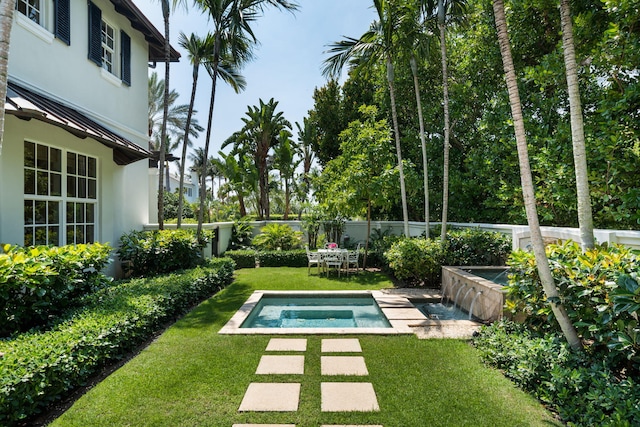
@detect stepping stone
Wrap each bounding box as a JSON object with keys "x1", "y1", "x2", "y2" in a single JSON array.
[
  {"x1": 321, "y1": 382, "x2": 379, "y2": 412},
  {"x1": 234, "y1": 425, "x2": 296, "y2": 427},
  {"x1": 238, "y1": 383, "x2": 301, "y2": 412},
  {"x1": 321, "y1": 338, "x2": 362, "y2": 353},
  {"x1": 266, "y1": 338, "x2": 307, "y2": 352},
  {"x1": 321, "y1": 356, "x2": 368, "y2": 376},
  {"x1": 381, "y1": 307, "x2": 427, "y2": 320},
  {"x1": 256, "y1": 355, "x2": 304, "y2": 375}
]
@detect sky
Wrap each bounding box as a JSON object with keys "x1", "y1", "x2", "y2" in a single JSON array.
[{"x1": 135, "y1": 0, "x2": 378, "y2": 170}]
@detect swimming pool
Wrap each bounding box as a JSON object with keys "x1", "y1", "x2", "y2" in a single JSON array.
[
  {"x1": 241, "y1": 294, "x2": 391, "y2": 329},
  {"x1": 219, "y1": 291, "x2": 413, "y2": 335}
]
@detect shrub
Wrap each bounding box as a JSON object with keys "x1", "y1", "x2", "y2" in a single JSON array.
[
  {"x1": 258, "y1": 250, "x2": 307, "y2": 267},
  {"x1": 506, "y1": 241, "x2": 639, "y2": 373},
  {"x1": 366, "y1": 228, "x2": 400, "y2": 269},
  {"x1": 474, "y1": 321, "x2": 640, "y2": 426},
  {"x1": 252, "y1": 223, "x2": 303, "y2": 251},
  {"x1": 385, "y1": 238, "x2": 444, "y2": 285},
  {"x1": 117, "y1": 229, "x2": 210, "y2": 277},
  {"x1": 383, "y1": 229, "x2": 512, "y2": 287},
  {"x1": 0, "y1": 243, "x2": 112, "y2": 336},
  {"x1": 0, "y1": 258, "x2": 234, "y2": 425},
  {"x1": 224, "y1": 249, "x2": 257, "y2": 269},
  {"x1": 229, "y1": 217, "x2": 253, "y2": 250}
]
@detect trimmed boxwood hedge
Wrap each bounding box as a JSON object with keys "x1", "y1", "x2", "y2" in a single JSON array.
[
  {"x1": 224, "y1": 249, "x2": 308, "y2": 268},
  {"x1": 0, "y1": 258, "x2": 234, "y2": 425}
]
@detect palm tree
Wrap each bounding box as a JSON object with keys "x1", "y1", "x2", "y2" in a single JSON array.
[
  {"x1": 492, "y1": 0, "x2": 582, "y2": 351},
  {"x1": 295, "y1": 117, "x2": 317, "y2": 207},
  {"x1": 194, "y1": 0, "x2": 298, "y2": 240},
  {"x1": 424, "y1": 0, "x2": 468, "y2": 241},
  {"x1": 273, "y1": 129, "x2": 299, "y2": 219},
  {"x1": 224, "y1": 98, "x2": 291, "y2": 219},
  {"x1": 323, "y1": 0, "x2": 411, "y2": 237},
  {"x1": 148, "y1": 72, "x2": 203, "y2": 192},
  {"x1": 176, "y1": 31, "x2": 215, "y2": 228},
  {"x1": 0, "y1": 0, "x2": 16, "y2": 154},
  {"x1": 560, "y1": 0, "x2": 595, "y2": 250}
]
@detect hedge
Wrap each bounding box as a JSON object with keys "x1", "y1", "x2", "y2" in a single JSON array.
[
  {"x1": 0, "y1": 243, "x2": 112, "y2": 336},
  {"x1": 224, "y1": 249, "x2": 308, "y2": 268},
  {"x1": 0, "y1": 258, "x2": 234, "y2": 425}
]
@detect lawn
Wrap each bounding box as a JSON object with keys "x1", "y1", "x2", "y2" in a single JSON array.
[{"x1": 51, "y1": 267, "x2": 560, "y2": 427}]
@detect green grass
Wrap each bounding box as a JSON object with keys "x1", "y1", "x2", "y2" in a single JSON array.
[{"x1": 51, "y1": 268, "x2": 559, "y2": 427}]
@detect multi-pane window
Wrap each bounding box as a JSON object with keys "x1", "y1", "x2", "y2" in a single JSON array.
[
  {"x1": 101, "y1": 20, "x2": 116, "y2": 73},
  {"x1": 17, "y1": 0, "x2": 41, "y2": 24},
  {"x1": 24, "y1": 141, "x2": 98, "y2": 246}
]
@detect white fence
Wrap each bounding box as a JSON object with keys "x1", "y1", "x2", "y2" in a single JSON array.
[{"x1": 145, "y1": 220, "x2": 640, "y2": 255}]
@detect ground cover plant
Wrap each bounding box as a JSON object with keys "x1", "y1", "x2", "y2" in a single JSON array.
[
  {"x1": 51, "y1": 267, "x2": 558, "y2": 427},
  {"x1": 0, "y1": 258, "x2": 234, "y2": 425}
]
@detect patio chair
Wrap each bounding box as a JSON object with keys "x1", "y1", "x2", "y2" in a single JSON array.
[
  {"x1": 324, "y1": 251, "x2": 344, "y2": 277},
  {"x1": 306, "y1": 245, "x2": 323, "y2": 275},
  {"x1": 346, "y1": 243, "x2": 361, "y2": 274}
]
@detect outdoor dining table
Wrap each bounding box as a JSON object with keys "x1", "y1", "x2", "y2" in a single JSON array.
[{"x1": 317, "y1": 248, "x2": 348, "y2": 276}]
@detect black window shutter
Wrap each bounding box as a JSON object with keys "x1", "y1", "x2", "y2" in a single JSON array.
[
  {"x1": 121, "y1": 30, "x2": 131, "y2": 86},
  {"x1": 54, "y1": 0, "x2": 71, "y2": 45},
  {"x1": 87, "y1": 1, "x2": 102, "y2": 66}
]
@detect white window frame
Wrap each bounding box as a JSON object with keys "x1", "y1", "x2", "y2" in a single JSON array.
[
  {"x1": 15, "y1": 0, "x2": 54, "y2": 42},
  {"x1": 101, "y1": 19, "x2": 116, "y2": 75},
  {"x1": 24, "y1": 140, "x2": 99, "y2": 246}
]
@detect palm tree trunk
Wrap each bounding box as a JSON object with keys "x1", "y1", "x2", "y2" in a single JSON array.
[
  {"x1": 493, "y1": 0, "x2": 582, "y2": 351},
  {"x1": 411, "y1": 56, "x2": 430, "y2": 238},
  {"x1": 364, "y1": 197, "x2": 371, "y2": 269},
  {"x1": 177, "y1": 63, "x2": 200, "y2": 228},
  {"x1": 197, "y1": 47, "x2": 220, "y2": 241},
  {"x1": 157, "y1": 0, "x2": 171, "y2": 230},
  {"x1": 439, "y1": 18, "x2": 450, "y2": 242},
  {"x1": 386, "y1": 57, "x2": 410, "y2": 237},
  {"x1": 0, "y1": 0, "x2": 16, "y2": 154},
  {"x1": 284, "y1": 179, "x2": 290, "y2": 220},
  {"x1": 165, "y1": 159, "x2": 171, "y2": 192},
  {"x1": 560, "y1": 0, "x2": 595, "y2": 250}
]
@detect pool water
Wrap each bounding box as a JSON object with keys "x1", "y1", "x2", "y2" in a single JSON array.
[
  {"x1": 463, "y1": 267, "x2": 510, "y2": 285},
  {"x1": 240, "y1": 295, "x2": 392, "y2": 329},
  {"x1": 414, "y1": 302, "x2": 479, "y2": 321}
]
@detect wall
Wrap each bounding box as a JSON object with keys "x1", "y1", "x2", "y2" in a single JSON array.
[{"x1": 9, "y1": 0, "x2": 149, "y2": 142}]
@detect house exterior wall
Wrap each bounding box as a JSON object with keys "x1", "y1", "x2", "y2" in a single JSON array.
[
  {"x1": 9, "y1": 0, "x2": 148, "y2": 142},
  {"x1": 2, "y1": 0, "x2": 161, "y2": 276}
]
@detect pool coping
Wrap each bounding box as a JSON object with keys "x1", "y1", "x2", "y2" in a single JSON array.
[
  {"x1": 219, "y1": 289, "x2": 485, "y2": 337},
  {"x1": 219, "y1": 290, "x2": 424, "y2": 335}
]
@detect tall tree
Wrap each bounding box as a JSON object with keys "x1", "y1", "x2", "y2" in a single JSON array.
[
  {"x1": 273, "y1": 129, "x2": 299, "y2": 219},
  {"x1": 176, "y1": 32, "x2": 214, "y2": 228},
  {"x1": 493, "y1": 0, "x2": 581, "y2": 351},
  {"x1": 224, "y1": 98, "x2": 291, "y2": 219},
  {"x1": 323, "y1": 0, "x2": 411, "y2": 236},
  {"x1": 195, "y1": 0, "x2": 298, "y2": 240},
  {"x1": 0, "y1": 0, "x2": 16, "y2": 155},
  {"x1": 559, "y1": 0, "x2": 595, "y2": 250}
]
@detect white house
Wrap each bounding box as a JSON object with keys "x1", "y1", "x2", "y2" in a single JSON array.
[{"x1": 1, "y1": 0, "x2": 178, "y2": 271}]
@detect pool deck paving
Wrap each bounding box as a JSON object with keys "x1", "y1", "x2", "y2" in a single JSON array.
[{"x1": 238, "y1": 338, "x2": 381, "y2": 424}]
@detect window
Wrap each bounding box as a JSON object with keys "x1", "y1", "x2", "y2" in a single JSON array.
[
  {"x1": 17, "y1": 0, "x2": 41, "y2": 23},
  {"x1": 101, "y1": 20, "x2": 115, "y2": 73},
  {"x1": 88, "y1": 1, "x2": 130, "y2": 84},
  {"x1": 16, "y1": 0, "x2": 70, "y2": 45},
  {"x1": 24, "y1": 141, "x2": 98, "y2": 246}
]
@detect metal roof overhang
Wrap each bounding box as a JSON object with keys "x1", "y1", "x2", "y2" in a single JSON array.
[{"x1": 6, "y1": 81, "x2": 151, "y2": 166}]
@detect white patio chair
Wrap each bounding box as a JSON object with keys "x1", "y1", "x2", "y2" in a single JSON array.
[
  {"x1": 324, "y1": 251, "x2": 344, "y2": 277},
  {"x1": 306, "y1": 245, "x2": 323, "y2": 275},
  {"x1": 346, "y1": 243, "x2": 361, "y2": 274}
]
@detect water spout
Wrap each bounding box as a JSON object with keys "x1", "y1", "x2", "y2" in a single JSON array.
[
  {"x1": 440, "y1": 281, "x2": 450, "y2": 305},
  {"x1": 460, "y1": 287, "x2": 475, "y2": 312},
  {"x1": 453, "y1": 283, "x2": 467, "y2": 310},
  {"x1": 469, "y1": 291, "x2": 483, "y2": 320}
]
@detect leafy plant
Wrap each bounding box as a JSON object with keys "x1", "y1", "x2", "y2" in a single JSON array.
[
  {"x1": 251, "y1": 223, "x2": 303, "y2": 251},
  {"x1": 385, "y1": 238, "x2": 444, "y2": 286},
  {"x1": 506, "y1": 241, "x2": 639, "y2": 372},
  {"x1": 0, "y1": 243, "x2": 112, "y2": 335},
  {"x1": 229, "y1": 217, "x2": 253, "y2": 250},
  {"x1": 223, "y1": 249, "x2": 257, "y2": 269},
  {"x1": 117, "y1": 229, "x2": 209, "y2": 277}
]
